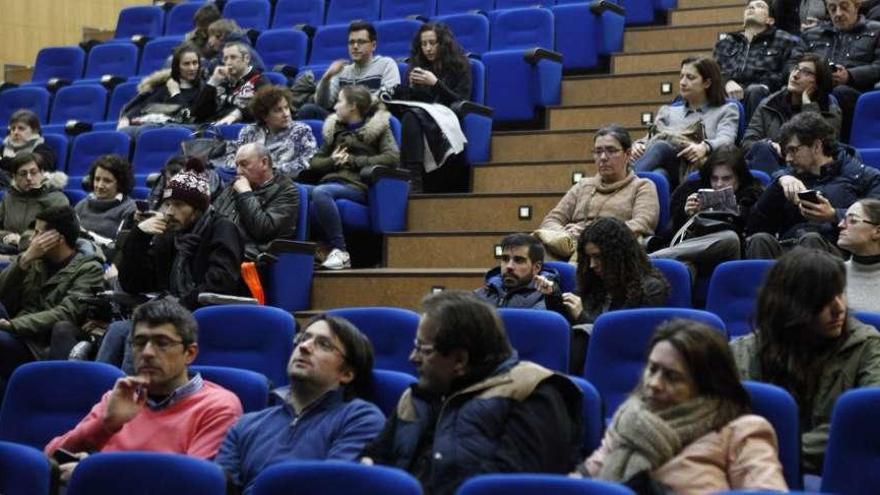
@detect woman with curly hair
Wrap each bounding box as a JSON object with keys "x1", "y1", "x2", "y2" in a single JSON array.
[
  {"x1": 390, "y1": 22, "x2": 472, "y2": 192},
  {"x1": 578, "y1": 319, "x2": 787, "y2": 493},
  {"x1": 547, "y1": 217, "x2": 669, "y2": 373},
  {"x1": 730, "y1": 248, "x2": 880, "y2": 474}
]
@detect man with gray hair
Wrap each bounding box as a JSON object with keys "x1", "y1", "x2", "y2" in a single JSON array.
[
  {"x1": 213, "y1": 142, "x2": 300, "y2": 260},
  {"x1": 194, "y1": 41, "x2": 270, "y2": 125}
]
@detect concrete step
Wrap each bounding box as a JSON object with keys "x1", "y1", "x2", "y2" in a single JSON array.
[
  {"x1": 624, "y1": 22, "x2": 738, "y2": 53},
  {"x1": 491, "y1": 126, "x2": 644, "y2": 162},
  {"x1": 408, "y1": 192, "x2": 564, "y2": 232},
  {"x1": 472, "y1": 160, "x2": 595, "y2": 193},
  {"x1": 561, "y1": 71, "x2": 679, "y2": 106},
  {"x1": 311, "y1": 268, "x2": 486, "y2": 310},
  {"x1": 611, "y1": 49, "x2": 712, "y2": 75},
  {"x1": 548, "y1": 102, "x2": 662, "y2": 130},
  {"x1": 386, "y1": 232, "x2": 511, "y2": 268},
  {"x1": 670, "y1": 5, "x2": 743, "y2": 26}
]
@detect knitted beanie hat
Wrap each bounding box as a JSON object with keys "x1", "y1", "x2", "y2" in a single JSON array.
[{"x1": 164, "y1": 157, "x2": 211, "y2": 211}]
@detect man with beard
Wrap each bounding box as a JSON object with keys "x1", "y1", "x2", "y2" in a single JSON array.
[
  {"x1": 95, "y1": 158, "x2": 244, "y2": 372},
  {"x1": 46, "y1": 299, "x2": 242, "y2": 483},
  {"x1": 474, "y1": 233, "x2": 561, "y2": 310}
]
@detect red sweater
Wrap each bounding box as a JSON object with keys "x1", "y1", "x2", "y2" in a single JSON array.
[{"x1": 45, "y1": 381, "x2": 242, "y2": 459}]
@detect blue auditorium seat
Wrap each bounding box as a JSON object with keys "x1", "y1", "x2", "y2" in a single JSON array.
[
  {"x1": 850, "y1": 90, "x2": 880, "y2": 149},
  {"x1": 79, "y1": 42, "x2": 140, "y2": 83},
  {"x1": 326, "y1": 306, "x2": 420, "y2": 374},
  {"x1": 368, "y1": 369, "x2": 417, "y2": 415},
  {"x1": 165, "y1": 2, "x2": 203, "y2": 35},
  {"x1": 374, "y1": 19, "x2": 423, "y2": 60},
  {"x1": 636, "y1": 171, "x2": 670, "y2": 232},
  {"x1": 262, "y1": 238, "x2": 317, "y2": 312},
  {"x1": 650, "y1": 258, "x2": 692, "y2": 308},
  {"x1": 326, "y1": 0, "x2": 382, "y2": 24},
  {"x1": 821, "y1": 388, "x2": 880, "y2": 494},
  {"x1": 544, "y1": 260, "x2": 576, "y2": 293},
  {"x1": 498, "y1": 308, "x2": 570, "y2": 372},
  {"x1": 459, "y1": 474, "x2": 637, "y2": 495},
  {"x1": 584, "y1": 308, "x2": 725, "y2": 418},
  {"x1": 190, "y1": 365, "x2": 270, "y2": 413},
  {"x1": 131, "y1": 126, "x2": 192, "y2": 183},
  {"x1": 43, "y1": 133, "x2": 70, "y2": 172},
  {"x1": 251, "y1": 461, "x2": 422, "y2": 495},
  {"x1": 256, "y1": 28, "x2": 310, "y2": 71},
  {"x1": 114, "y1": 6, "x2": 166, "y2": 40},
  {"x1": 552, "y1": 1, "x2": 625, "y2": 70},
  {"x1": 272, "y1": 0, "x2": 326, "y2": 28},
  {"x1": 104, "y1": 80, "x2": 141, "y2": 123},
  {"x1": 568, "y1": 376, "x2": 604, "y2": 455},
  {"x1": 67, "y1": 131, "x2": 131, "y2": 180},
  {"x1": 382, "y1": 0, "x2": 437, "y2": 19},
  {"x1": 0, "y1": 441, "x2": 52, "y2": 495},
  {"x1": 27, "y1": 46, "x2": 86, "y2": 86},
  {"x1": 432, "y1": 13, "x2": 490, "y2": 55},
  {"x1": 193, "y1": 305, "x2": 296, "y2": 388},
  {"x1": 139, "y1": 36, "x2": 185, "y2": 76},
  {"x1": 483, "y1": 7, "x2": 562, "y2": 122},
  {"x1": 49, "y1": 84, "x2": 108, "y2": 125},
  {"x1": 705, "y1": 259, "x2": 775, "y2": 338},
  {"x1": 436, "y1": 0, "x2": 494, "y2": 15},
  {"x1": 302, "y1": 24, "x2": 351, "y2": 75},
  {"x1": 63, "y1": 189, "x2": 88, "y2": 204},
  {"x1": 854, "y1": 310, "x2": 880, "y2": 331},
  {"x1": 0, "y1": 87, "x2": 51, "y2": 126},
  {"x1": 744, "y1": 381, "x2": 802, "y2": 489},
  {"x1": 67, "y1": 452, "x2": 225, "y2": 495},
  {"x1": 223, "y1": 0, "x2": 272, "y2": 31}
]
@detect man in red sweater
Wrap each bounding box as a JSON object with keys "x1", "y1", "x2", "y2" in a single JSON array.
[{"x1": 45, "y1": 299, "x2": 243, "y2": 481}]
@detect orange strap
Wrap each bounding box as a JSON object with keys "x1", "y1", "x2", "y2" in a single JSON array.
[{"x1": 241, "y1": 261, "x2": 265, "y2": 305}]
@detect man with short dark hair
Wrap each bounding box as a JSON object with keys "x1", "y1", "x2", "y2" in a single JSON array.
[
  {"x1": 0, "y1": 153, "x2": 69, "y2": 253},
  {"x1": 213, "y1": 142, "x2": 300, "y2": 260},
  {"x1": 296, "y1": 21, "x2": 401, "y2": 120},
  {"x1": 216, "y1": 314, "x2": 385, "y2": 495},
  {"x1": 0, "y1": 206, "x2": 104, "y2": 383},
  {"x1": 361, "y1": 291, "x2": 583, "y2": 495},
  {"x1": 195, "y1": 41, "x2": 270, "y2": 125},
  {"x1": 746, "y1": 111, "x2": 880, "y2": 258},
  {"x1": 46, "y1": 299, "x2": 243, "y2": 481},
  {"x1": 714, "y1": 0, "x2": 804, "y2": 118},
  {"x1": 802, "y1": 0, "x2": 880, "y2": 140},
  {"x1": 474, "y1": 233, "x2": 560, "y2": 310}
]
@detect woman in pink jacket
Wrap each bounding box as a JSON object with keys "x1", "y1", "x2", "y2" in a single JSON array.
[{"x1": 576, "y1": 319, "x2": 787, "y2": 494}]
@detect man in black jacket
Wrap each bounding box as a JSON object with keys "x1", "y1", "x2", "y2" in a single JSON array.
[
  {"x1": 195, "y1": 42, "x2": 269, "y2": 125},
  {"x1": 213, "y1": 142, "x2": 300, "y2": 260}
]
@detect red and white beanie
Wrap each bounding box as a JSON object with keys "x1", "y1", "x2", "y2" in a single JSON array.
[{"x1": 164, "y1": 157, "x2": 211, "y2": 211}]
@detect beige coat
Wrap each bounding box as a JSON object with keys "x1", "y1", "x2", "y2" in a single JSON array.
[
  {"x1": 538, "y1": 172, "x2": 659, "y2": 239},
  {"x1": 585, "y1": 415, "x2": 788, "y2": 494}
]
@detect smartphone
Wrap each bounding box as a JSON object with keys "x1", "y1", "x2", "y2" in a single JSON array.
[
  {"x1": 798, "y1": 190, "x2": 821, "y2": 203},
  {"x1": 52, "y1": 448, "x2": 79, "y2": 464},
  {"x1": 135, "y1": 200, "x2": 150, "y2": 212}
]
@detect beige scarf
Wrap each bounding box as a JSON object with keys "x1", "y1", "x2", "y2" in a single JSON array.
[{"x1": 597, "y1": 395, "x2": 741, "y2": 482}]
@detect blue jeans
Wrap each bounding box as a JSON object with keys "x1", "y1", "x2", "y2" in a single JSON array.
[
  {"x1": 746, "y1": 141, "x2": 784, "y2": 174},
  {"x1": 634, "y1": 140, "x2": 677, "y2": 185},
  {"x1": 95, "y1": 320, "x2": 135, "y2": 375},
  {"x1": 0, "y1": 303, "x2": 32, "y2": 395},
  {"x1": 310, "y1": 181, "x2": 367, "y2": 251}
]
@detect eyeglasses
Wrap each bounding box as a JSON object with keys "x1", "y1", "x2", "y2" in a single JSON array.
[
  {"x1": 843, "y1": 214, "x2": 879, "y2": 226},
  {"x1": 348, "y1": 39, "x2": 371, "y2": 46},
  {"x1": 130, "y1": 335, "x2": 186, "y2": 352},
  {"x1": 791, "y1": 66, "x2": 816, "y2": 77},
  {"x1": 592, "y1": 147, "x2": 623, "y2": 158},
  {"x1": 293, "y1": 332, "x2": 346, "y2": 358},
  {"x1": 412, "y1": 339, "x2": 436, "y2": 357},
  {"x1": 783, "y1": 143, "x2": 809, "y2": 156},
  {"x1": 15, "y1": 169, "x2": 42, "y2": 179}
]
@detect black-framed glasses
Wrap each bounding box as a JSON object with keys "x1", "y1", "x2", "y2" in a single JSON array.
[
  {"x1": 130, "y1": 335, "x2": 186, "y2": 352},
  {"x1": 783, "y1": 143, "x2": 809, "y2": 156},
  {"x1": 412, "y1": 339, "x2": 436, "y2": 357},
  {"x1": 293, "y1": 332, "x2": 347, "y2": 358}
]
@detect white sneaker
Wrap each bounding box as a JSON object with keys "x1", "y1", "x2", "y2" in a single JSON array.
[{"x1": 321, "y1": 249, "x2": 351, "y2": 270}]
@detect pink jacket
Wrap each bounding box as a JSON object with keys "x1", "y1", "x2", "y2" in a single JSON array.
[{"x1": 585, "y1": 414, "x2": 788, "y2": 494}]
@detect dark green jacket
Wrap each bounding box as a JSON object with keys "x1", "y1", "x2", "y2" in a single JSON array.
[
  {"x1": 730, "y1": 317, "x2": 880, "y2": 473},
  {"x1": 0, "y1": 183, "x2": 69, "y2": 239},
  {"x1": 0, "y1": 243, "x2": 104, "y2": 358}
]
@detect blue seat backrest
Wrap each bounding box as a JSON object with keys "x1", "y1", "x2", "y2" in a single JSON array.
[
  {"x1": 368, "y1": 369, "x2": 417, "y2": 416},
  {"x1": 67, "y1": 131, "x2": 132, "y2": 177},
  {"x1": 43, "y1": 133, "x2": 70, "y2": 172},
  {"x1": 115, "y1": 6, "x2": 166, "y2": 39},
  {"x1": 139, "y1": 36, "x2": 185, "y2": 75},
  {"x1": 256, "y1": 28, "x2": 310, "y2": 69},
  {"x1": 272, "y1": 0, "x2": 326, "y2": 28},
  {"x1": 489, "y1": 7, "x2": 554, "y2": 51},
  {"x1": 84, "y1": 42, "x2": 139, "y2": 79},
  {"x1": 0, "y1": 87, "x2": 52, "y2": 126},
  {"x1": 744, "y1": 381, "x2": 802, "y2": 489},
  {"x1": 165, "y1": 2, "x2": 203, "y2": 35},
  {"x1": 326, "y1": 307, "x2": 420, "y2": 375},
  {"x1": 498, "y1": 308, "x2": 570, "y2": 372},
  {"x1": 543, "y1": 260, "x2": 576, "y2": 293},
  {"x1": 31, "y1": 46, "x2": 86, "y2": 84},
  {"x1": 821, "y1": 388, "x2": 880, "y2": 494},
  {"x1": 106, "y1": 81, "x2": 141, "y2": 122},
  {"x1": 636, "y1": 171, "x2": 670, "y2": 233},
  {"x1": 326, "y1": 0, "x2": 381, "y2": 24},
  {"x1": 223, "y1": 0, "x2": 273, "y2": 31},
  {"x1": 650, "y1": 258, "x2": 692, "y2": 308},
  {"x1": 382, "y1": 0, "x2": 438, "y2": 19},
  {"x1": 705, "y1": 259, "x2": 775, "y2": 338},
  {"x1": 374, "y1": 19, "x2": 424, "y2": 60},
  {"x1": 433, "y1": 13, "x2": 490, "y2": 56},
  {"x1": 850, "y1": 90, "x2": 880, "y2": 148},
  {"x1": 308, "y1": 24, "x2": 351, "y2": 66},
  {"x1": 436, "y1": 0, "x2": 494, "y2": 15}
]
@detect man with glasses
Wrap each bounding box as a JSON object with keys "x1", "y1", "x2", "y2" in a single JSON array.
[
  {"x1": 45, "y1": 299, "x2": 243, "y2": 481},
  {"x1": 195, "y1": 41, "x2": 270, "y2": 125},
  {"x1": 713, "y1": 0, "x2": 804, "y2": 120},
  {"x1": 801, "y1": 0, "x2": 880, "y2": 141},
  {"x1": 361, "y1": 291, "x2": 583, "y2": 495},
  {"x1": 0, "y1": 153, "x2": 69, "y2": 255},
  {"x1": 215, "y1": 314, "x2": 384, "y2": 495},
  {"x1": 745, "y1": 111, "x2": 880, "y2": 258},
  {"x1": 296, "y1": 21, "x2": 401, "y2": 120}
]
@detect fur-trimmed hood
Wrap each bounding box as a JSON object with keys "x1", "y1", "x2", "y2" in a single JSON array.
[
  {"x1": 10, "y1": 171, "x2": 68, "y2": 194},
  {"x1": 321, "y1": 107, "x2": 391, "y2": 145},
  {"x1": 137, "y1": 68, "x2": 172, "y2": 94}
]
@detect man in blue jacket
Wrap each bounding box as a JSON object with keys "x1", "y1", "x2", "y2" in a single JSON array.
[
  {"x1": 215, "y1": 315, "x2": 385, "y2": 495},
  {"x1": 474, "y1": 233, "x2": 561, "y2": 310},
  {"x1": 361, "y1": 291, "x2": 583, "y2": 495}
]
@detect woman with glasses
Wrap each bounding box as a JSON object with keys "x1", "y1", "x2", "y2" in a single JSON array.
[
  {"x1": 0, "y1": 109, "x2": 57, "y2": 185},
  {"x1": 631, "y1": 56, "x2": 740, "y2": 189},
  {"x1": 743, "y1": 53, "x2": 842, "y2": 173},
  {"x1": 0, "y1": 153, "x2": 69, "y2": 256},
  {"x1": 535, "y1": 125, "x2": 659, "y2": 261},
  {"x1": 837, "y1": 198, "x2": 880, "y2": 312},
  {"x1": 547, "y1": 217, "x2": 669, "y2": 374},
  {"x1": 731, "y1": 248, "x2": 880, "y2": 474},
  {"x1": 577, "y1": 319, "x2": 787, "y2": 493}
]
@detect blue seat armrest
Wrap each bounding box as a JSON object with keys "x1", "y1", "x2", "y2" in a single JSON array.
[
  {"x1": 360, "y1": 164, "x2": 411, "y2": 184},
  {"x1": 294, "y1": 24, "x2": 317, "y2": 37},
  {"x1": 524, "y1": 47, "x2": 563, "y2": 65},
  {"x1": 265, "y1": 239, "x2": 318, "y2": 257},
  {"x1": 590, "y1": 0, "x2": 626, "y2": 15},
  {"x1": 451, "y1": 100, "x2": 493, "y2": 117}
]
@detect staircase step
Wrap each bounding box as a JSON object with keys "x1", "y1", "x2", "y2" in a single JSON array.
[
  {"x1": 472, "y1": 160, "x2": 595, "y2": 193},
  {"x1": 562, "y1": 71, "x2": 679, "y2": 106},
  {"x1": 548, "y1": 102, "x2": 661, "y2": 129},
  {"x1": 611, "y1": 50, "x2": 712, "y2": 75},
  {"x1": 491, "y1": 126, "x2": 643, "y2": 162},
  {"x1": 408, "y1": 192, "x2": 563, "y2": 231},
  {"x1": 624, "y1": 22, "x2": 738, "y2": 53},
  {"x1": 311, "y1": 268, "x2": 486, "y2": 310},
  {"x1": 386, "y1": 231, "x2": 512, "y2": 268},
  {"x1": 670, "y1": 5, "x2": 743, "y2": 26}
]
